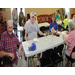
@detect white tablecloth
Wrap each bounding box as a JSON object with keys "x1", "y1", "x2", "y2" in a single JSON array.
[
  {"x1": 38, "y1": 22, "x2": 50, "y2": 28},
  {"x1": 57, "y1": 20, "x2": 62, "y2": 25},
  {"x1": 17, "y1": 26, "x2": 24, "y2": 31},
  {"x1": 22, "y1": 31, "x2": 68, "y2": 57}
]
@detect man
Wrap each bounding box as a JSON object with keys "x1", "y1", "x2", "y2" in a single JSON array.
[
  {"x1": 25, "y1": 12, "x2": 46, "y2": 67},
  {"x1": 0, "y1": 20, "x2": 27, "y2": 67},
  {"x1": 55, "y1": 11, "x2": 61, "y2": 21},
  {"x1": 13, "y1": 8, "x2": 18, "y2": 36},
  {"x1": 19, "y1": 8, "x2": 24, "y2": 26},
  {"x1": 0, "y1": 11, "x2": 5, "y2": 39}
]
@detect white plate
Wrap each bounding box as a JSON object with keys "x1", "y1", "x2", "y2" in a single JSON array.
[
  {"x1": 33, "y1": 38, "x2": 39, "y2": 43},
  {"x1": 25, "y1": 43, "x2": 31, "y2": 47}
]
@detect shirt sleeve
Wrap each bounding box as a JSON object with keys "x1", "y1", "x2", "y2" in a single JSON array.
[
  {"x1": 66, "y1": 33, "x2": 72, "y2": 43},
  {"x1": 56, "y1": 22, "x2": 58, "y2": 30},
  {"x1": 15, "y1": 35, "x2": 21, "y2": 46},
  {"x1": 49, "y1": 23, "x2": 52, "y2": 32},
  {"x1": 25, "y1": 23, "x2": 28, "y2": 34},
  {"x1": 0, "y1": 34, "x2": 5, "y2": 51}
]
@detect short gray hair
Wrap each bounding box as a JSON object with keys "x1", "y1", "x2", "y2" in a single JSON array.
[{"x1": 68, "y1": 22, "x2": 75, "y2": 31}]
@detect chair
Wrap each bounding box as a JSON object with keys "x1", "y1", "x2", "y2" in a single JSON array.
[
  {"x1": 38, "y1": 26, "x2": 46, "y2": 37},
  {"x1": 0, "y1": 56, "x2": 12, "y2": 67},
  {"x1": 65, "y1": 47, "x2": 75, "y2": 67},
  {"x1": 40, "y1": 49, "x2": 53, "y2": 67},
  {"x1": 51, "y1": 44, "x2": 64, "y2": 67}
]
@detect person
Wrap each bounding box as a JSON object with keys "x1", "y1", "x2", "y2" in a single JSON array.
[
  {"x1": 19, "y1": 8, "x2": 24, "y2": 26},
  {"x1": 13, "y1": 8, "x2": 18, "y2": 36},
  {"x1": 63, "y1": 22, "x2": 75, "y2": 66},
  {"x1": 49, "y1": 14, "x2": 58, "y2": 35},
  {"x1": 63, "y1": 14, "x2": 69, "y2": 30},
  {"x1": 24, "y1": 13, "x2": 30, "y2": 30},
  {"x1": 34, "y1": 13, "x2": 38, "y2": 23},
  {"x1": 0, "y1": 20, "x2": 27, "y2": 67},
  {"x1": 0, "y1": 11, "x2": 5, "y2": 39},
  {"x1": 55, "y1": 11, "x2": 61, "y2": 21},
  {"x1": 58, "y1": 10, "x2": 61, "y2": 17},
  {"x1": 72, "y1": 15, "x2": 75, "y2": 25},
  {"x1": 25, "y1": 12, "x2": 46, "y2": 67}
]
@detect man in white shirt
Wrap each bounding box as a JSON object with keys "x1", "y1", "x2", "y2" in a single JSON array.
[{"x1": 13, "y1": 8, "x2": 18, "y2": 36}]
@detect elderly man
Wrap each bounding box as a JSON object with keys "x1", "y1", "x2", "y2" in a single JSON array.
[
  {"x1": 25, "y1": 12, "x2": 46, "y2": 67},
  {"x1": 0, "y1": 20, "x2": 27, "y2": 67}
]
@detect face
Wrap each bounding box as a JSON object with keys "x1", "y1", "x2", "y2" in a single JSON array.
[
  {"x1": 30, "y1": 16, "x2": 35, "y2": 23},
  {"x1": 20, "y1": 8, "x2": 22, "y2": 12},
  {"x1": 52, "y1": 16, "x2": 55, "y2": 22},
  {"x1": 7, "y1": 21, "x2": 13, "y2": 36},
  {"x1": 56, "y1": 12, "x2": 58, "y2": 16}
]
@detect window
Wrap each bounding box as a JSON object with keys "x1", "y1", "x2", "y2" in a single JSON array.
[{"x1": 65, "y1": 8, "x2": 70, "y2": 19}]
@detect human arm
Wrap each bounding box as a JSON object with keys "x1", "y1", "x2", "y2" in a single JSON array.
[
  {"x1": 18, "y1": 44, "x2": 23, "y2": 57},
  {"x1": 63, "y1": 35, "x2": 68, "y2": 43},
  {"x1": 0, "y1": 51, "x2": 14, "y2": 61},
  {"x1": 38, "y1": 30, "x2": 46, "y2": 36},
  {"x1": 25, "y1": 33, "x2": 28, "y2": 41},
  {"x1": 53, "y1": 22, "x2": 58, "y2": 34},
  {"x1": 36, "y1": 22, "x2": 46, "y2": 36}
]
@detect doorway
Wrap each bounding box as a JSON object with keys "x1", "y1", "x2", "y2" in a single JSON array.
[{"x1": 11, "y1": 8, "x2": 25, "y2": 20}]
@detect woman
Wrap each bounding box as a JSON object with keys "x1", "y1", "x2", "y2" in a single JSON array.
[
  {"x1": 63, "y1": 22, "x2": 75, "y2": 66},
  {"x1": 55, "y1": 11, "x2": 61, "y2": 21},
  {"x1": 19, "y1": 8, "x2": 24, "y2": 26},
  {"x1": 63, "y1": 14, "x2": 68, "y2": 30},
  {"x1": 34, "y1": 13, "x2": 38, "y2": 23},
  {"x1": 24, "y1": 13, "x2": 30, "y2": 30},
  {"x1": 49, "y1": 14, "x2": 58, "y2": 35}
]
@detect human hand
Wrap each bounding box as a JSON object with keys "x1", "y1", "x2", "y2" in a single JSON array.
[
  {"x1": 66, "y1": 31, "x2": 69, "y2": 34},
  {"x1": 43, "y1": 33, "x2": 46, "y2": 36},
  {"x1": 8, "y1": 53, "x2": 15, "y2": 61}
]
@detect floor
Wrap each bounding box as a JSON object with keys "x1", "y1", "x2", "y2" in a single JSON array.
[{"x1": 17, "y1": 28, "x2": 75, "y2": 67}]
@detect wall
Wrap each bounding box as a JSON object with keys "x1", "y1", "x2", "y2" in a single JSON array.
[
  {"x1": 25, "y1": 8, "x2": 60, "y2": 17},
  {"x1": 1, "y1": 8, "x2": 11, "y2": 21},
  {"x1": 70, "y1": 8, "x2": 75, "y2": 18},
  {"x1": 1, "y1": 8, "x2": 75, "y2": 21}
]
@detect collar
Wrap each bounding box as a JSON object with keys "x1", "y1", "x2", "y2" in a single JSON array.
[{"x1": 7, "y1": 31, "x2": 15, "y2": 38}]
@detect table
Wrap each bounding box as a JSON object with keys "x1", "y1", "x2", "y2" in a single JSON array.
[
  {"x1": 22, "y1": 31, "x2": 68, "y2": 57},
  {"x1": 22, "y1": 31, "x2": 68, "y2": 66},
  {"x1": 57, "y1": 20, "x2": 62, "y2": 25},
  {"x1": 17, "y1": 26, "x2": 24, "y2": 42},
  {"x1": 17, "y1": 26, "x2": 24, "y2": 32},
  {"x1": 38, "y1": 22, "x2": 50, "y2": 28}
]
